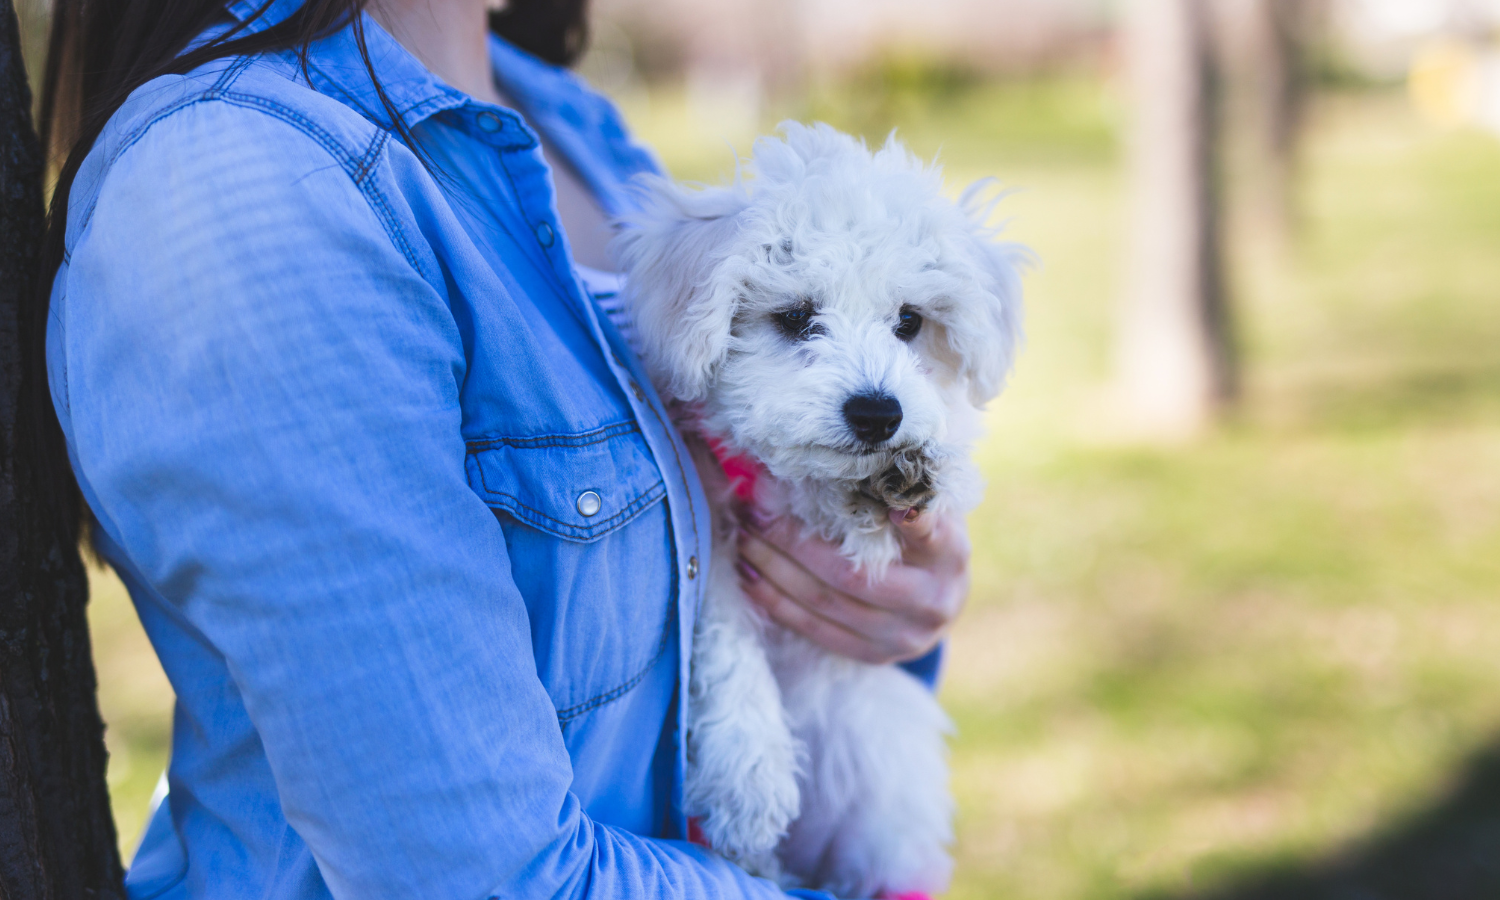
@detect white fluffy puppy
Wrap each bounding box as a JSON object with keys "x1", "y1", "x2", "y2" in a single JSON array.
[{"x1": 614, "y1": 122, "x2": 1026, "y2": 898}]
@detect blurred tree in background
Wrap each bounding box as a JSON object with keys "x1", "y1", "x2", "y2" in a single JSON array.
[
  {"x1": 1217, "y1": 0, "x2": 1320, "y2": 242},
  {"x1": 1118, "y1": 0, "x2": 1233, "y2": 438},
  {"x1": 0, "y1": 0, "x2": 125, "y2": 896},
  {"x1": 1119, "y1": 0, "x2": 1328, "y2": 438}
]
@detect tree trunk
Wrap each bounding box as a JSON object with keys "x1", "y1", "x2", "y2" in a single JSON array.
[
  {"x1": 1119, "y1": 0, "x2": 1235, "y2": 438},
  {"x1": 1248, "y1": 0, "x2": 1303, "y2": 238},
  {"x1": 1218, "y1": 0, "x2": 1310, "y2": 242},
  {"x1": 0, "y1": 0, "x2": 126, "y2": 896}
]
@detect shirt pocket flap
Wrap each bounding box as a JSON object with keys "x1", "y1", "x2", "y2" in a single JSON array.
[{"x1": 465, "y1": 421, "x2": 666, "y2": 542}]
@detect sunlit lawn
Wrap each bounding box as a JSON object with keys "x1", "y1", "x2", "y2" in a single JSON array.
[
  {"x1": 91, "y1": 77, "x2": 1500, "y2": 898},
  {"x1": 945, "y1": 92, "x2": 1500, "y2": 899}
]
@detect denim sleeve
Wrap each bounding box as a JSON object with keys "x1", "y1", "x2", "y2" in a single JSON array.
[
  {"x1": 60, "y1": 99, "x2": 797, "y2": 900},
  {"x1": 900, "y1": 644, "x2": 944, "y2": 689}
]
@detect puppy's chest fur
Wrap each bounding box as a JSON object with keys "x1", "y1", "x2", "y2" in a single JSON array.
[{"x1": 674, "y1": 423, "x2": 960, "y2": 897}]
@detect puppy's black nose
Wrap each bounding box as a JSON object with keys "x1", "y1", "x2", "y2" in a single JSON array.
[{"x1": 843, "y1": 393, "x2": 903, "y2": 444}]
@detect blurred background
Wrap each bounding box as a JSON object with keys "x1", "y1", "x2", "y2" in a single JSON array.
[{"x1": 17, "y1": 0, "x2": 1500, "y2": 896}]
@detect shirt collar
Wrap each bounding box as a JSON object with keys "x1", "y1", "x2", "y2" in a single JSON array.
[{"x1": 487, "y1": 34, "x2": 661, "y2": 214}]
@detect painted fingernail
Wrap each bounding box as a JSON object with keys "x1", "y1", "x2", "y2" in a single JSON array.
[
  {"x1": 890, "y1": 507, "x2": 921, "y2": 525},
  {"x1": 735, "y1": 560, "x2": 761, "y2": 584}
]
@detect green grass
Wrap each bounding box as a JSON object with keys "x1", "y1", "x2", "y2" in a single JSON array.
[
  {"x1": 90, "y1": 78, "x2": 1500, "y2": 897},
  {"x1": 89, "y1": 565, "x2": 173, "y2": 858}
]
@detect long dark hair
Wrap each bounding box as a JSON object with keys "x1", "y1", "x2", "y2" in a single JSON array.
[{"x1": 21, "y1": 0, "x2": 589, "y2": 552}]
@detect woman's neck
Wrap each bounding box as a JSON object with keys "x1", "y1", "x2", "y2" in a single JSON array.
[
  {"x1": 367, "y1": 0, "x2": 503, "y2": 106},
  {"x1": 365, "y1": 0, "x2": 618, "y2": 271}
]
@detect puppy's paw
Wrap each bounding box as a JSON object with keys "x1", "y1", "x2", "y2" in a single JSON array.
[
  {"x1": 692, "y1": 749, "x2": 802, "y2": 863},
  {"x1": 736, "y1": 848, "x2": 784, "y2": 883}
]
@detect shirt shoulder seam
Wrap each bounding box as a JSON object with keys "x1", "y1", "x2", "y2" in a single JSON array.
[{"x1": 70, "y1": 62, "x2": 426, "y2": 276}]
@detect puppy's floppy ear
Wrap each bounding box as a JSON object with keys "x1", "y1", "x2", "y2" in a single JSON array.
[
  {"x1": 947, "y1": 180, "x2": 1030, "y2": 406},
  {"x1": 613, "y1": 175, "x2": 748, "y2": 402}
]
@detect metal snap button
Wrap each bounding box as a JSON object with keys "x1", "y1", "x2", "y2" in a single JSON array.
[
  {"x1": 576, "y1": 490, "x2": 602, "y2": 517},
  {"x1": 535, "y1": 221, "x2": 555, "y2": 247},
  {"x1": 686, "y1": 556, "x2": 699, "y2": 580},
  {"x1": 630, "y1": 381, "x2": 646, "y2": 401},
  {"x1": 477, "y1": 111, "x2": 501, "y2": 132}
]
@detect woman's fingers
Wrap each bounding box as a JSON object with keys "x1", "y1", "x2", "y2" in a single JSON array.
[
  {"x1": 890, "y1": 506, "x2": 966, "y2": 574},
  {"x1": 734, "y1": 557, "x2": 894, "y2": 664},
  {"x1": 735, "y1": 526, "x2": 844, "y2": 609},
  {"x1": 736, "y1": 530, "x2": 908, "y2": 636},
  {"x1": 743, "y1": 514, "x2": 929, "y2": 608},
  {"x1": 735, "y1": 527, "x2": 945, "y2": 663},
  {"x1": 899, "y1": 510, "x2": 971, "y2": 626},
  {"x1": 731, "y1": 505, "x2": 973, "y2": 664}
]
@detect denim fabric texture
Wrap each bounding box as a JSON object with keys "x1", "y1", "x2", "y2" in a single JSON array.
[{"x1": 47, "y1": 5, "x2": 920, "y2": 898}]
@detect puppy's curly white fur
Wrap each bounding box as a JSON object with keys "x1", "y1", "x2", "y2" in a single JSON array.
[{"x1": 615, "y1": 122, "x2": 1026, "y2": 898}]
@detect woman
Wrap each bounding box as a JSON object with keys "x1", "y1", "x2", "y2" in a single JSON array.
[{"x1": 27, "y1": 0, "x2": 971, "y2": 896}]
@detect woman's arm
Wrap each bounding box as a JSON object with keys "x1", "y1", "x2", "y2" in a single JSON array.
[{"x1": 60, "y1": 95, "x2": 813, "y2": 900}]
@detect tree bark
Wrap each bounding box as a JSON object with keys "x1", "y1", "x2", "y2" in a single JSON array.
[
  {"x1": 0, "y1": 0, "x2": 126, "y2": 895},
  {"x1": 1218, "y1": 0, "x2": 1310, "y2": 241},
  {"x1": 1119, "y1": 0, "x2": 1235, "y2": 437},
  {"x1": 1247, "y1": 0, "x2": 1303, "y2": 237}
]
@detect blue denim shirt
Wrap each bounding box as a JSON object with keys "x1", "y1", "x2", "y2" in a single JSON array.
[{"x1": 48, "y1": 7, "x2": 929, "y2": 898}]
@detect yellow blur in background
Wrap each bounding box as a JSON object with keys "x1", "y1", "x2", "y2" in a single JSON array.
[{"x1": 1409, "y1": 37, "x2": 1500, "y2": 132}]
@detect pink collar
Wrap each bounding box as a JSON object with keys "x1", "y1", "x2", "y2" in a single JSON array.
[{"x1": 705, "y1": 436, "x2": 764, "y2": 503}]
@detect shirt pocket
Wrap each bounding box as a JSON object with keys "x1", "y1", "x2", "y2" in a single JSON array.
[
  {"x1": 464, "y1": 421, "x2": 676, "y2": 724},
  {"x1": 465, "y1": 420, "x2": 666, "y2": 540}
]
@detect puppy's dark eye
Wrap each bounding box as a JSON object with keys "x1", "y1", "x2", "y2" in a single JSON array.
[
  {"x1": 773, "y1": 300, "x2": 820, "y2": 341},
  {"x1": 895, "y1": 305, "x2": 923, "y2": 341}
]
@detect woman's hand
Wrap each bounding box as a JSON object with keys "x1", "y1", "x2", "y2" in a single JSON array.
[{"x1": 734, "y1": 507, "x2": 971, "y2": 665}]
